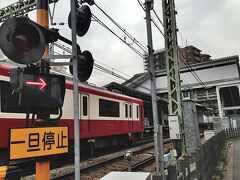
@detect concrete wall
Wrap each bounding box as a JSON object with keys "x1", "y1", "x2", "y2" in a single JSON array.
[{"x1": 183, "y1": 100, "x2": 201, "y2": 154}]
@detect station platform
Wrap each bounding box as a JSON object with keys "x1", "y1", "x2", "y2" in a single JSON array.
[{"x1": 223, "y1": 138, "x2": 240, "y2": 179}]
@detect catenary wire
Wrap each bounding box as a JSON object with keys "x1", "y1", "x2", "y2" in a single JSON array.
[
  {"x1": 153, "y1": 8, "x2": 164, "y2": 26},
  {"x1": 84, "y1": 1, "x2": 207, "y2": 90},
  {"x1": 93, "y1": 1, "x2": 148, "y2": 53},
  {"x1": 91, "y1": 13, "x2": 146, "y2": 59},
  {"x1": 138, "y1": 0, "x2": 207, "y2": 90},
  {"x1": 176, "y1": 27, "x2": 207, "y2": 89},
  {"x1": 178, "y1": 49, "x2": 207, "y2": 89},
  {"x1": 52, "y1": 42, "x2": 133, "y2": 78},
  {"x1": 136, "y1": 0, "x2": 164, "y2": 36},
  {"x1": 76, "y1": 2, "x2": 147, "y2": 58},
  {"x1": 51, "y1": 42, "x2": 151, "y2": 92}
]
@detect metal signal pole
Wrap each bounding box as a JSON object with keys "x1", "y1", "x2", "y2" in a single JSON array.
[
  {"x1": 145, "y1": 0, "x2": 165, "y2": 179},
  {"x1": 70, "y1": 0, "x2": 81, "y2": 179}
]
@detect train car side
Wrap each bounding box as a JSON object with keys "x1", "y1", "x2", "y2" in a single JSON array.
[
  {"x1": 59, "y1": 81, "x2": 144, "y2": 143},
  {"x1": 0, "y1": 64, "x2": 144, "y2": 149},
  {"x1": 0, "y1": 65, "x2": 28, "y2": 148}
]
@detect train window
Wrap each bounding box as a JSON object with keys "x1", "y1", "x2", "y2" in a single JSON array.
[
  {"x1": 129, "y1": 104, "x2": 132, "y2": 118},
  {"x1": 99, "y1": 99, "x2": 119, "y2": 117},
  {"x1": 136, "y1": 105, "x2": 139, "y2": 119},
  {"x1": 125, "y1": 104, "x2": 128, "y2": 118},
  {"x1": 83, "y1": 96, "x2": 88, "y2": 116}
]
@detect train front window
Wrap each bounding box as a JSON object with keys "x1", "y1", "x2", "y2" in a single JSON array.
[
  {"x1": 99, "y1": 99, "x2": 120, "y2": 117},
  {"x1": 83, "y1": 96, "x2": 88, "y2": 116}
]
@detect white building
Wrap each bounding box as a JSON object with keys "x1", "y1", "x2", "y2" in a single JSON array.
[{"x1": 123, "y1": 55, "x2": 240, "y2": 120}]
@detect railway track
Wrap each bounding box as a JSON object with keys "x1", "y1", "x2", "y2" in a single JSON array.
[
  {"x1": 20, "y1": 133, "x2": 204, "y2": 179},
  {"x1": 10, "y1": 136, "x2": 155, "y2": 177},
  {"x1": 121, "y1": 156, "x2": 156, "y2": 172},
  {"x1": 52, "y1": 133, "x2": 204, "y2": 179},
  {"x1": 51, "y1": 138, "x2": 172, "y2": 180}
]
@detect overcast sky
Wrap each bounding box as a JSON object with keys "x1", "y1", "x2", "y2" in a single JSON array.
[{"x1": 0, "y1": 0, "x2": 239, "y2": 86}]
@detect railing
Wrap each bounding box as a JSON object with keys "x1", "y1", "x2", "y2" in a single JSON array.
[
  {"x1": 167, "y1": 130, "x2": 226, "y2": 180},
  {"x1": 225, "y1": 127, "x2": 240, "y2": 139}
]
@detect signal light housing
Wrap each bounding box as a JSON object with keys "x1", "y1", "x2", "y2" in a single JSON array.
[
  {"x1": 9, "y1": 67, "x2": 66, "y2": 112},
  {"x1": 69, "y1": 50, "x2": 94, "y2": 82},
  {"x1": 0, "y1": 16, "x2": 59, "y2": 64},
  {"x1": 68, "y1": 5, "x2": 92, "y2": 37}
]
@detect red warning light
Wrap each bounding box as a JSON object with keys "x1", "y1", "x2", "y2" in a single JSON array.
[{"x1": 26, "y1": 78, "x2": 46, "y2": 90}]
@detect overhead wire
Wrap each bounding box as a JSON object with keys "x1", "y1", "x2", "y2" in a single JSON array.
[
  {"x1": 51, "y1": 42, "x2": 151, "y2": 91},
  {"x1": 94, "y1": 59, "x2": 132, "y2": 78},
  {"x1": 152, "y1": 9, "x2": 164, "y2": 26},
  {"x1": 151, "y1": 18, "x2": 164, "y2": 36},
  {"x1": 53, "y1": 42, "x2": 132, "y2": 78},
  {"x1": 93, "y1": 1, "x2": 148, "y2": 53},
  {"x1": 136, "y1": 0, "x2": 145, "y2": 11},
  {"x1": 94, "y1": 66, "x2": 126, "y2": 83},
  {"x1": 91, "y1": 13, "x2": 146, "y2": 59},
  {"x1": 176, "y1": 25, "x2": 207, "y2": 89},
  {"x1": 76, "y1": 1, "x2": 147, "y2": 59},
  {"x1": 137, "y1": 0, "x2": 207, "y2": 89},
  {"x1": 84, "y1": 1, "x2": 207, "y2": 91},
  {"x1": 136, "y1": 0, "x2": 164, "y2": 36},
  {"x1": 83, "y1": 1, "x2": 207, "y2": 93},
  {"x1": 178, "y1": 49, "x2": 207, "y2": 89}
]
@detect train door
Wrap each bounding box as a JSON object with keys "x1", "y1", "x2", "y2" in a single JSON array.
[
  {"x1": 135, "y1": 104, "x2": 139, "y2": 129},
  {"x1": 80, "y1": 94, "x2": 90, "y2": 133},
  {"x1": 125, "y1": 103, "x2": 131, "y2": 129},
  {"x1": 129, "y1": 103, "x2": 133, "y2": 129},
  {"x1": 140, "y1": 105, "x2": 144, "y2": 129}
]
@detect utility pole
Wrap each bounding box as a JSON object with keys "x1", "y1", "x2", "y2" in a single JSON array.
[
  {"x1": 70, "y1": 0, "x2": 81, "y2": 179},
  {"x1": 145, "y1": 0, "x2": 165, "y2": 179},
  {"x1": 36, "y1": 0, "x2": 50, "y2": 179},
  {"x1": 162, "y1": 0, "x2": 186, "y2": 169}
]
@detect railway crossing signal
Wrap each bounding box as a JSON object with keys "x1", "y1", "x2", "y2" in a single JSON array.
[
  {"x1": 0, "y1": 12, "x2": 94, "y2": 83},
  {"x1": 0, "y1": 16, "x2": 59, "y2": 64},
  {"x1": 68, "y1": 4, "x2": 94, "y2": 82},
  {"x1": 9, "y1": 67, "x2": 65, "y2": 113},
  {"x1": 69, "y1": 50, "x2": 94, "y2": 82},
  {"x1": 68, "y1": 5, "x2": 92, "y2": 37},
  {"x1": 0, "y1": 7, "x2": 94, "y2": 113},
  {"x1": 0, "y1": 2, "x2": 93, "y2": 179}
]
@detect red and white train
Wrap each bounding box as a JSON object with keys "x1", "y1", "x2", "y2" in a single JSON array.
[{"x1": 0, "y1": 64, "x2": 144, "y2": 149}]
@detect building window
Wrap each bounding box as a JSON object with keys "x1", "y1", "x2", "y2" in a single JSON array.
[
  {"x1": 83, "y1": 96, "x2": 88, "y2": 116},
  {"x1": 182, "y1": 91, "x2": 190, "y2": 99},
  {"x1": 99, "y1": 99, "x2": 119, "y2": 117},
  {"x1": 219, "y1": 86, "x2": 240, "y2": 107}
]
